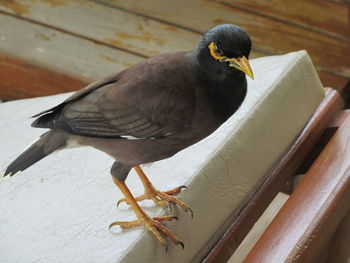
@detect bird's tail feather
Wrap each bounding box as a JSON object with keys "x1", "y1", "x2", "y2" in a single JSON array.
[{"x1": 2, "y1": 130, "x2": 67, "y2": 178}]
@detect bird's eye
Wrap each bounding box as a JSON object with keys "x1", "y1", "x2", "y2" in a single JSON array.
[{"x1": 216, "y1": 47, "x2": 224, "y2": 57}]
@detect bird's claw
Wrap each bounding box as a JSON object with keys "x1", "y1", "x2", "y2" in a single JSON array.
[
  {"x1": 117, "y1": 185, "x2": 192, "y2": 217},
  {"x1": 185, "y1": 207, "x2": 194, "y2": 219},
  {"x1": 156, "y1": 191, "x2": 193, "y2": 217},
  {"x1": 163, "y1": 185, "x2": 187, "y2": 195},
  {"x1": 179, "y1": 241, "x2": 185, "y2": 250},
  {"x1": 117, "y1": 198, "x2": 127, "y2": 207},
  {"x1": 109, "y1": 215, "x2": 183, "y2": 247}
]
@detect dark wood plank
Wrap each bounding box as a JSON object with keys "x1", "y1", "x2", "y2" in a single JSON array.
[
  {"x1": 213, "y1": 0, "x2": 349, "y2": 40},
  {"x1": 327, "y1": 0, "x2": 350, "y2": 5},
  {"x1": 318, "y1": 71, "x2": 350, "y2": 93},
  {"x1": 0, "y1": 54, "x2": 88, "y2": 101},
  {"x1": 203, "y1": 89, "x2": 343, "y2": 263},
  {"x1": 244, "y1": 112, "x2": 350, "y2": 263}
]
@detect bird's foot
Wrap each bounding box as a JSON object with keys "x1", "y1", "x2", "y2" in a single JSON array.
[
  {"x1": 117, "y1": 185, "x2": 192, "y2": 217},
  {"x1": 109, "y1": 215, "x2": 184, "y2": 249}
]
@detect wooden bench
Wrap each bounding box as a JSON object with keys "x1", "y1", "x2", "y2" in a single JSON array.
[{"x1": 245, "y1": 109, "x2": 350, "y2": 262}]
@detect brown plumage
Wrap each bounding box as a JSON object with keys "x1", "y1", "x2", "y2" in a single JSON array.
[{"x1": 3, "y1": 24, "x2": 253, "y2": 247}]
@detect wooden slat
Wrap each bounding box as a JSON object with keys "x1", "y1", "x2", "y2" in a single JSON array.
[
  {"x1": 328, "y1": 0, "x2": 350, "y2": 5},
  {"x1": 0, "y1": 13, "x2": 144, "y2": 79},
  {"x1": 318, "y1": 71, "x2": 349, "y2": 93},
  {"x1": 228, "y1": 193, "x2": 290, "y2": 263},
  {"x1": 245, "y1": 112, "x2": 350, "y2": 263},
  {"x1": 213, "y1": 0, "x2": 349, "y2": 40},
  {"x1": 203, "y1": 89, "x2": 343, "y2": 263},
  {"x1": 0, "y1": 0, "x2": 200, "y2": 57},
  {"x1": 327, "y1": 210, "x2": 350, "y2": 262},
  {"x1": 96, "y1": 0, "x2": 350, "y2": 79},
  {"x1": 0, "y1": 13, "x2": 143, "y2": 99},
  {"x1": 329, "y1": 109, "x2": 350, "y2": 128},
  {"x1": 0, "y1": 54, "x2": 88, "y2": 101}
]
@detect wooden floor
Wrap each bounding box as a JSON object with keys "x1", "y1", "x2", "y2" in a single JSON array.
[{"x1": 0, "y1": 0, "x2": 349, "y2": 100}]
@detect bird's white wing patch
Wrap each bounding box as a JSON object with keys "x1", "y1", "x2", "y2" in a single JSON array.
[
  {"x1": 120, "y1": 133, "x2": 172, "y2": 140},
  {"x1": 66, "y1": 138, "x2": 85, "y2": 149},
  {"x1": 120, "y1": 135, "x2": 150, "y2": 140}
]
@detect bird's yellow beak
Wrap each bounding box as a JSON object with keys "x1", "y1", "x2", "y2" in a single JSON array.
[
  {"x1": 208, "y1": 42, "x2": 254, "y2": 80},
  {"x1": 226, "y1": 56, "x2": 254, "y2": 80}
]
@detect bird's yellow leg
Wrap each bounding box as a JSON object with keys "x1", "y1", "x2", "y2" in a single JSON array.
[
  {"x1": 110, "y1": 177, "x2": 183, "y2": 248},
  {"x1": 118, "y1": 165, "x2": 192, "y2": 216}
]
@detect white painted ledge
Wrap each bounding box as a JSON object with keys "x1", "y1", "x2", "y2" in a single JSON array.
[{"x1": 0, "y1": 51, "x2": 324, "y2": 263}]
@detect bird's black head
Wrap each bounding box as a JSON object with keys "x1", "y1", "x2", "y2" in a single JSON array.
[{"x1": 192, "y1": 24, "x2": 253, "y2": 81}]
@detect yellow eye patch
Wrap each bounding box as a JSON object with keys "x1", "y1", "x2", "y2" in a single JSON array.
[
  {"x1": 208, "y1": 42, "x2": 254, "y2": 79},
  {"x1": 208, "y1": 42, "x2": 226, "y2": 61}
]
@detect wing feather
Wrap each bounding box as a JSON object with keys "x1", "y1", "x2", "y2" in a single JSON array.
[
  {"x1": 31, "y1": 52, "x2": 195, "y2": 140},
  {"x1": 53, "y1": 93, "x2": 165, "y2": 139}
]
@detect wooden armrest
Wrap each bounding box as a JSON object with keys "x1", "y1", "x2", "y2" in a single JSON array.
[
  {"x1": 244, "y1": 111, "x2": 350, "y2": 263},
  {"x1": 203, "y1": 89, "x2": 343, "y2": 263}
]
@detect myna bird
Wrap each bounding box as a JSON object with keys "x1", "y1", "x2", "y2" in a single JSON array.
[{"x1": 2, "y1": 24, "x2": 253, "y2": 247}]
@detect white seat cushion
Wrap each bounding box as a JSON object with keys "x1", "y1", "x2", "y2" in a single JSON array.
[{"x1": 0, "y1": 51, "x2": 324, "y2": 263}]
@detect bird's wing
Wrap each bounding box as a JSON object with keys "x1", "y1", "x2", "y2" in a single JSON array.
[
  {"x1": 55, "y1": 89, "x2": 166, "y2": 139},
  {"x1": 31, "y1": 73, "x2": 121, "y2": 118},
  {"x1": 32, "y1": 52, "x2": 194, "y2": 139}
]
